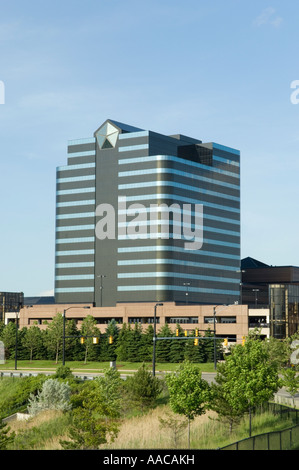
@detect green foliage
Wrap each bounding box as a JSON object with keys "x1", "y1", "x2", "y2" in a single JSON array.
[
  {"x1": 53, "y1": 365, "x2": 73, "y2": 380},
  {"x1": 0, "y1": 375, "x2": 47, "y2": 419},
  {"x1": 166, "y1": 361, "x2": 210, "y2": 421},
  {"x1": 27, "y1": 379, "x2": 72, "y2": 416},
  {"x1": 60, "y1": 368, "x2": 122, "y2": 449},
  {"x1": 124, "y1": 363, "x2": 163, "y2": 411},
  {"x1": 0, "y1": 421, "x2": 15, "y2": 450},
  {"x1": 165, "y1": 361, "x2": 210, "y2": 448}
]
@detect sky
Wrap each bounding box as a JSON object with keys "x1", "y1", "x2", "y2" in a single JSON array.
[{"x1": 0, "y1": 0, "x2": 299, "y2": 297}]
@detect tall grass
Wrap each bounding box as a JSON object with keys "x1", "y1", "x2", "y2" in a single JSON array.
[{"x1": 6, "y1": 406, "x2": 297, "y2": 450}]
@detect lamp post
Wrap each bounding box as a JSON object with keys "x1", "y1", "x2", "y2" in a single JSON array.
[
  {"x1": 152, "y1": 302, "x2": 163, "y2": 376},
  {"x1": 98, "y1": 275, "x2": 106, "y2": 307},
  {"x1": 14, "y1": 307, "x2": 20, "y2": 370},
  {"x1": 183, "y1": 282, "x2": 191, "y2": 305},
  {"x1": 236, "y1": 269, "x2": 245, "y2": 305},
  {"x1": 252, "y1": 289, "x2": 260, "y2": 307},
  {"x1": 63, "y1": 306, "x2": 90, "y2": 366}
]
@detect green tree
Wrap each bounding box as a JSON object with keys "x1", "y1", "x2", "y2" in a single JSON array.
[
  {"x1": 61, "y1": 372, "x2": 120, "y2": 449},
  {"x1": 212, "y1": 336, "x2": 281, "y2": 437},
  {"x1": 80, "y1": 315, "x2": 99, "y2": 364},
  {"x1": 21, "y1": 326, "x2": 43, "y2": 362},
  {"x1": 184, "y1": 329, "x2": 205, "y2": 363},
  {"x1": 138, "y1": 324, "x2": 154, "y2": 362},
  {"x1": 165, "y1": 361, "x2": 210, "y2": 448},
  {"x1": 168, "y1": 324, "x2": 186, "y2": 363},
  {"x1": 126, "y1": 322, "x2": 143, "y2": 362},
  {"x1": 44, "y1": 313, "x2": 64, "y2": 363},
  {"x1": 1, "y1": 322, "x2": 17, "y2": 359},
  {"x1": 100, "y1": 319, "x2": 119, "y2": 361},
  {"x1": 125, "y1": 363, "x2": 163, "y2": 411},
  {"x1": 282, "y1": 367, "x2": 299, "y2": 408},
  {"x1": 115, "y1": 323, "x2": 131, "y2": 361},
  {"x1": 156, "y1": 324, "x2": 173, "y2": 363}
]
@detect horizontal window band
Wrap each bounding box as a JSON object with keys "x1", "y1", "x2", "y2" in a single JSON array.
[
  {"x1": 118, "y1": 216, "x2": 239, "y2": 230},
  {"x1": 67, "y1": 150, "x2": 96, "y2": 158},
  {"x1": 118, "y1": 167, "x2": 239, "y2": 191},
  {"x1": 55, "y1": 275, "x2": 95, "y2": 280},
  {"x1": 120, "y1": 193, "x2": 239, "y2": 214},
  {"x1": 68, "y1": 138, "x2": 96, "y2": 146},
  {"x1": 118, "y1": 238, "x2": 240, "y2": 250},
  {"x1": 119, "y1": 131, "x2": 149, "y2": 140},
  {"x1": 57, "y1": 175, "x2": 95, "y2": 184},
  {"x1": 56, "y1": 237, "x2": 95, "y2": 244},
  {"x1": 56, "y1": 225, "x2": 95, "y2": 232},
  {"x1": 56, "y1": 250, "x2": 95, "y2": 256},
  {"x1": 55, "y1": 287, "x2": 94, "y2": 293},
  {"x1": 56, "y1": 200, "x2": 95, "y2": 208},
  {"x1": 117, "y1": 258, "x2": 239, "y2": 268},
  {"x1": 56, "y1": 262, "x2": 95, "y2": 268},
  {"x1": 57, "y1": 188, "x2": 95, "y2": 196},
  {"x1": 118, "y1": 144, "x2": 149, "y2": 152},
  {"x1": 57, "y1": 163, "x2": 96, "y2": 172},
  {"x1": 117, "y1": 285, "x2": 239, "y2": 295},
  {"x1": 117, "y1": 246, "x2": 239, "y2": 260},
  {"x1": 118, "y1": 181, "x2": 240, "y2": 203},
  {"x1": 118, "y1": 155, "x2": 239, "y2": 179},
  {"x1": 117, "y1": 272, "x2": 240, "y2": 283},
  {"x1": 56, "y1": 213, "x2": 95, "y2": 220},
  {"x1": 213, "y1": 155, "x2": 239, "y2": 167},
  {"x1": 118, "y1": 225, "x2": 239, "y2": 238}
]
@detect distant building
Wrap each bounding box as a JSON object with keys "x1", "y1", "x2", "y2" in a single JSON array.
[
  {"x1": 241, "y1": 257, "x2": 299, "y2": 338},
  {"x1": 0, "y1": 292, "x2": 24, "y2": 322},
  {"x1": 55, "y1": 119, "x2": 241, "y2": 307}
]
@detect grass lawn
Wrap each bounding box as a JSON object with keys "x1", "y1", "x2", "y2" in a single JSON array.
[{"x1": 0, "y1": 360, "x2": 215, "y2": 374}]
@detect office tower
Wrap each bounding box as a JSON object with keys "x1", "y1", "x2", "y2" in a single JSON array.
[{"x1": 55, "y1": 119, "x2": 241, "y2": 307}]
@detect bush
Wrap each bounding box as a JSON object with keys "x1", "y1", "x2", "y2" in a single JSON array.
[{"x1": 27, "y1": 379, "x2": 72, "y2": 416}]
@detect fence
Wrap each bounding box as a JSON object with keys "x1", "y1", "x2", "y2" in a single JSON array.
[{"x1": 220, "y1": 403, "x2": 299, "y2": 450}]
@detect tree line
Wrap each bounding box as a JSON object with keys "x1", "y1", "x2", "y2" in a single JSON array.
[{"x1": 0, "y1": 314, "x2": 224, "y2": 364}]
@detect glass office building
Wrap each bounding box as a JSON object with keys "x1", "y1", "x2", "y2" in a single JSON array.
[{"x1": 55, "y1": 120, "x2": 241, "y2": 307}]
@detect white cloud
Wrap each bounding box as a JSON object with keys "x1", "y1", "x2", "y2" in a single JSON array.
[{"x1": 253, "y1": 7, "x2": 283, "y2": 28}]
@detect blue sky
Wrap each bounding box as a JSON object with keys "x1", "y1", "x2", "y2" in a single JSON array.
[{"x1": 0, "y1": 0, "x2": 299, "y2": 296}]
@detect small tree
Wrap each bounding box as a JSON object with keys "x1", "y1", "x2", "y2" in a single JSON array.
[
  {"x1": 282, "y1": 367, "x2": 299, "y2": 408},
  {"x1": 165, "y1": 361, "x2": 210, "y2": 448},
  {"x1": 21, "y1": 326, "x2": 43, "y2": 362},
  {"x1": 159, "y1": 409, "x2": 188, "y2": 449},
  {"x1": 27, "y1": 378, "x2": 72, "y2": 416},
  {"x1": 212, "y1": 336, "x2": 281, "y2": 437},
  {"x1": 80, "y1": 315, "x2": 99, "y2": 364},
  {"x1": 60, "y1": 372, "x2": 121, "y2": 449},
  {"x1": 125, "y1": 363, "x2": 163, "y2": 411},
  {"x1": 44, "y1": 313, "x2": 64, "y2": 363}
]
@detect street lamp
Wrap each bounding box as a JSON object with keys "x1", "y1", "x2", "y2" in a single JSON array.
[
  {"x1": 236, "y1": 269, "x2": 245, "y2": 305},
  {"x1": 98, "y1": 275, "x2": 106, "y2": 307},
  {"x1": 152, "y1": 302, "x2": 163, "y2": 376},
  {"x1": 62, "y1": 306, "x2": 90, "y2": 365},
  {"x1": 252, "y1": 289, "x2": 260, "y2": 307},
  {"x1": 183, "y1": 282, "x2": 191, "y2": 305},
  {"x1": 14, "y1": 304, "x2": 22, "y2": 370}
]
